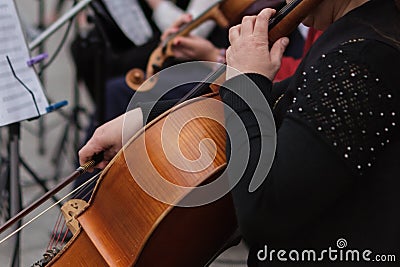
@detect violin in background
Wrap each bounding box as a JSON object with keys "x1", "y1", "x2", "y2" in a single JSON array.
[
  {"x1": 125, "y1": 0, "x2": 286, "y2": 91},
  {"x1": 0, "y1": 1, "x2": 324, "y2": 266}
]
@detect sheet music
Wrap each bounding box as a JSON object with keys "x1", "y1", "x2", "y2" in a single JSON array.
[
  {"x1": 0, "y1": 0, "x2": 49, "y2": 127},
  {"x1": 102, "y1": 0, "x2": 153, "y2": 46}
]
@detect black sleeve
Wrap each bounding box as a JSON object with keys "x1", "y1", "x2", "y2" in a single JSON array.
[
  {"x1": 137, "y1": 85, "x2": 214, "y2": 124},
  {"x1": 138, "y1": 99, "x2": 178, "y2": 124},
  {"x1": 220, "y1": 74, "x2": 354, "y2": 245},
  {"x1": 219, "y1": 40, "x2": 400, "y2": 245}
]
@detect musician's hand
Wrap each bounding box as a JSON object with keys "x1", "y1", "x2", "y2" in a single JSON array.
[
  {"x1": 78, "y1": 108, "x2": 143, "y2": 172},
  {"x1": 226, "y1": 8, "x2": 289, "y2": 80},
  {"x1": 171, "y1": 35, "x2": 221, "y2": 62},
  {"x1": 161, "y1": 13, "x2": 193, "y2": 41}
]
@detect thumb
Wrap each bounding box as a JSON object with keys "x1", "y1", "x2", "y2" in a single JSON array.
[{"x1": 270, "y1": 37, "x2": 290, "y2": 67}]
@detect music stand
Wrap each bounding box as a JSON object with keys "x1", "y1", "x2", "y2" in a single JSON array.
[
  {"x1": 1, "y1": 44, "x2": 64, "y2": 267},
  {"x1": 50, "y1": 1, "x2": 112, "y2": 180},
  {"x1": 0, "y1": 1, "x2": 92, "y2": 266}
]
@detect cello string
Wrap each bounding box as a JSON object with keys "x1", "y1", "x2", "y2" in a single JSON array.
[
  {"x1": 80, "y1": 188, "x2": 94, "y2": 202},
  {"x1": 0, "y1": 172, "x2": 102, "y2": 245},
  {"x1": 69, "y1": 171, "x2": 102, "y2": 200},
  {"x1": 174, "y1": 0, "x2": 302, "y2": 106},
  {"x1": 49, "y1": 173, "x2": 101, "y2": 248},
  {"x1": 54, "y1": 222, "x2": 67, "y2": 248},
  {"x1": 73, "y1": 177, "x2": 98, "y2": 200},
  {"x1": 46, "y1": 172, "x2": 101, "y2": 248},
  {"x1": 47, "y1": 212, "x2": 63, "y2": 250},
  {"x1": 60, "y1": 228, "x2": 70, "y2": 245},
  {"x1": 48, "y1": 212, "x2": 69, "y2": 249}
]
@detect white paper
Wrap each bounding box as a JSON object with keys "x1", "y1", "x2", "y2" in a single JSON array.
[
  {"x1": 0, "y1": 0, "x2": 49, "y2": 127},
  {"x1": 102, "y1": 0, "x2": 153, "y2": 46}
]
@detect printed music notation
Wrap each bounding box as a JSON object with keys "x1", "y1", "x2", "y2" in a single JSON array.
[
  {"x1": 0, "y1": 0, "x2": 49, "y2": 127},
  {"x1": 102, "y1": 0, "x2": 153, "y2": 46}
]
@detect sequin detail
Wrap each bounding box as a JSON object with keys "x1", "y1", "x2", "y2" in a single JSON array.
[{"x1": 288, "y1": 41, "x2": 397, "y2": 175}]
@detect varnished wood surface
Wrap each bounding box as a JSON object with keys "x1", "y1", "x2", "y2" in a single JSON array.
[
  {"x1": 49, "y1": 230, "x2": 108, "y2": 266},
  {"x1": 48, "y1": 94, "x2": 238, "y2": 266},
  {"x1": 219, "y1": 0, "x2": 255, "y2": 25},
  {"x1": 269, "y1": 0, "x2": 323, "y2": 43}
]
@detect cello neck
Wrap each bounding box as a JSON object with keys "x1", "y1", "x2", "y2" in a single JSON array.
[
  {"x1": 269, "y1": 0, "x2": 323, "y2": 43},
  {"x1": 160, "y1": 0, "x2": 229, "y2": 50},
  {"x1": 177, "y1": 0, "x2": 324, "y2": 102},
  {"x1": 161, "y1": 0, "x2": 258, "y2": 51}
]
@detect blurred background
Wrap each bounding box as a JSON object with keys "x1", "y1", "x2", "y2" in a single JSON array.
[
  {"x1": 0, "y1": 0, "x2": 93, "y2": 266},
  {"x1": 0, "y1": 0, "x2": 248, "y2": 266}
]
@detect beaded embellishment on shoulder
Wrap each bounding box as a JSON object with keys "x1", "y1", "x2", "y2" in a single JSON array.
[{"x1": 287, "y1": 42, "x2": 397, "y2": 175}]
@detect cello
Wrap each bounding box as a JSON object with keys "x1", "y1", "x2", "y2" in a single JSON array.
[{"x1": 0, "y1": 0, "x2": 324, "y2": 266}]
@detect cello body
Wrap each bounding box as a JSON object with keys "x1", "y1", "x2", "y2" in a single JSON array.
[
  {"x1": 48, "y1": 94, "x2": 238, "y2": 266},
  {"x1": 30, "y1": 1, "x2": 326, "y2": 265}
]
